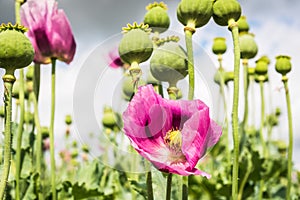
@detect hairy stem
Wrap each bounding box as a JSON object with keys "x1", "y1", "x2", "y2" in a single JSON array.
[
  {"x1": 0, "y1": 74, "x2": 15, "y2": 200},
  {"x1": 185, "y1": 28, "x2": 195, "y2": 101},
  {"x1": 242, "y1": 59, "x2": 249, "y2": 129},
  {"x1": 229, "y1": 18, "x2": 241, "y2": 200}
]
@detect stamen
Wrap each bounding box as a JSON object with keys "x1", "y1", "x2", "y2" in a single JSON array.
[{"x1": 164, "y1": 128, "x2": 182, "y2": 152}]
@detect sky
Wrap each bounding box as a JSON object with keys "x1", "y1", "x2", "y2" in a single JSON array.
[{"x1": 0, "y1": 0, "x2": 300, "y2": 168}]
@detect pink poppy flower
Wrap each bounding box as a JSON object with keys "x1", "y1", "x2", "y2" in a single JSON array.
[
  {"x1": 123, "y1": 85, "x2": 222, "y2": 178},
  {"x1": 20, "y1": 0, "x2": 76, "y2": 64}
]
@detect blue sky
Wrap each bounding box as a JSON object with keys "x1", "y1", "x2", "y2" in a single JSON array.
[{"x1": 0, "y1": 0, "x2": 300, "y2": 167}]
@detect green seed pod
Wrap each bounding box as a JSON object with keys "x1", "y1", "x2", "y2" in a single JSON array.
[
  {"x1": 26, "y1": 65, "x2": 34, "y2": 81},
  {"x1": 65, "y1": 114, "x2": 72, "y2": 125},
  {"x1": 212, "y1": 37, "x2": 227, "y2": 55},
  {"x1": 72, "y1": 140, "x2": 78, "y2": 148},
  {"x1": 12, "y1": 79, "x2": 29, "y2": 99},
  {"x1": 213, "y1": 67, "x2": 226, "y2": 85},
  {"x1": 245, "y1": 126, "x2": 257, "y2": 137},
  {"x1": 254, "y1": 74, "x2": 268, "y2": 83},
  {"x1": 71, "y1": 150, "x2": 79, "y2": 158},
  {"x1": 150, "y1": 41, "x2": 188, "y2": 86},
  {"x1": 146, "y1": 70, "x2": 160, "y2": 86},
  {"x1": 275, "y1": 55, "x2": 291, "y2": 76},
  {"x1": 81, "y1": 144, "x2": 90, "y2": 153},
  {"x1": 41, "y1": 126, "x2": 49, "y2": 139},
  {"x1": 0, "y1": 105, "x2": 4, "y2": 118},
  {"x1": 275, "y1": 107, "x2": 281, "y2": 116},
  {"x1": 255, "y1": 56, "x2": 270, "y2": 75},
  {"x1": 26, "y1": 80, "x2": 33, "y2": 94},
  {"x1": 224, "y1": 71, "x2": 234, "y2": 84},
  {"x1": 122, "y1": 75, "x2": 146, "y2": 101},
  {"x1": 247, "y1": 67, "x2": 255, "y2": 76},
  {"x1": 237, "y1": 16, "x2": 249, "y2": 33},
  {"x1": 24, "y1": 112, "x2": 34, "y2": 124},
  {"x1": 177, "y1": 88, "x2": 183, "y2": 99},
  {"x1": 118, "y1": 23, "x2": 153, "y2": 64},
  {"x1": 266, "y1": 114, "x2": 278, "y2": 127},
  {"x1": 144, "y1": 2, "x2": 170, "y2": 33},
  {"x1": 0, "y1": 23, "x2": 34, "y2": 72},
  {"x1": 213, "y1": 0, "x2": 242, "y2": 26},
  {"x1": 102, "y1": 106, "x2": 118, "y2": 129},
  {"x1": 177, "y1": 0, "x2": 213, "y2": 28},
  {"x1": 239, "y1": 33, "x2": 258, "y2": 59},
  {"x1": 276, "y1": 140, "x2": 287, "y2": 155}
]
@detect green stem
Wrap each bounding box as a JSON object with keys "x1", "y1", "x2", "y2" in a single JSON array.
[
  {"x1": 238, "y1": 154, "x2": 252, "y2": 200},
  {"x1": 229, "y1": 19, "x2": 241, "y2": 200},
  {"x1": 15, "y1": 0, "x2": 21, "y2": 23},
  {"x1": 185, "y1": 28, "x2": 195, "y2": 101},
  {"x1": 34, "y1": 63, "x2": 41, "y2": 101},
  {"x1": 166, "y1": 173, "x2": 172, "y2": 200},
  {"x1": 30, "y1": 90, "x2": 44, "y2": 199},
  {"x1": 167, "y1": 87, "x2": 178, "y2": 100},
  {"x1": 15, "y1": 69, "x2": 25, "y2": 200},
  {"x1": 258, "y1": 80, "x2": 266, "y2": 200},
  {"x1": 147, "y1": 171, "x2": 154, "y2": 200},
  {"x1": 283, "y1": 78, "x2": 293, "y2": 200},
  {"x1": 219, "y1": 69, "x2": 230, "y2": 163},
  {"x1": 259, "y1": 81, "x2": 267, "y2": 157},
  {"x1": 182, "y1": 22, "x2": 196, "y2": 200},
  {"x1": 242, "y1": 59, "x2": 249, "y2": 129},
  {"x1": 0, "y1": 74, "x2": 15, "y2": 200},
  {"x1": 50, "y1": 58, "x2": 57, "y2": 200},
  {"x1": 129, "y1": 61, "x2": 141, "y2": 94},
  {"x1": 182, "y1": 176, "x2": 188, "y2": 200}
]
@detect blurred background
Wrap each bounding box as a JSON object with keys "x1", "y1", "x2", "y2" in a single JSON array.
[{"x1": 0, "y1": 0, "x2": 299, "y2": 168}]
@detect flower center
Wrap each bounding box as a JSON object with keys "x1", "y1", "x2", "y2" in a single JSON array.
[{"x1": 164, "y1": 128, "x2": 182, "y2": 152}]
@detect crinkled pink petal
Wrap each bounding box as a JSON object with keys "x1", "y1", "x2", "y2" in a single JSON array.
[
  {"x1": 123, "y1": 85, "x2": 222, "y2": 177},
  {"x1": 123, "y1": 86, "x2": 172, "y2": 150},
  {"x1": 49, "y1": 10, "x2": 76, "y2": 63},
  {"x1": 181, "y1": 106, "x2": 210, "y2": 169},
  {"x1": 20, "y1": 0, "x2": 76, "y2": 64},
  {"x1": 26, "y1": 30, "x2": 51, "y2": 64}
]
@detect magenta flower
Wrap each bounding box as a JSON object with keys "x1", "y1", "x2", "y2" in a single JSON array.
[
  {"x1": 123, "y1": 85, "x2": 222, "y2": 177},
  {"x1": 20, "y1": 0, "x2": 76, "y2": 64},
  {"x1": 108, "y1": 48, "x2": 124, "y2": 69}
]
